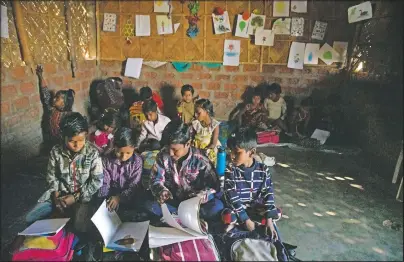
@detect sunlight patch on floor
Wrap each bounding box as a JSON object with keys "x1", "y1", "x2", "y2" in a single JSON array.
[
  {"x1": 342, "y1": 218, "x2": 361, "y2": 224},
  {"x1": 313, "y1": 212, "x2": 323, "y2": 217},
  {"x1": 277, "y1": 162, "x2": 290, "y2": 168},
  {"x1": 304, "y1": 223, "x2": 315, "y2": 228},
  {"x1": 326, "y1": 176, "x2": 336, "y2": 181},
  {"x1": 344, "y1": 176, "x2": 354, "y2": 181},
  {"x1": 297, "y1": 202, "x2": 307, "y2": 207},
  {"x1": 334, "y1": 176, "x2": 345, "y2": 181},
  {"x1": 326, "y1": 211, "x2": 337, "y2": 216},
  {"x1": 372, "y1": 247, "x2": 385, "y2": 254},
  {"x1": 316, "y1": 172, "x2": 325, "y2": 176},
  {"x1": 290, "y1": 168, "x2": 310, "y2": 177},
  {"x1": 350, "y1": 184, "x2": 364, "y2": 190}
]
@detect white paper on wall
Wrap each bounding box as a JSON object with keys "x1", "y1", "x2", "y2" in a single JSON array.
[
  {"x1": 156, "y1": 15, "x2": 173, "y2": 35},
  {"x1": 124, "y1": 58, "x2": 144, "y2": 79},
  {"x1": 235, "y1": 14, "x2": 250, "y2": 38},
  {"x1": 318, "y1": 43, "x2": 339, "y2": 65},
  {"x1": 135, "y1": 15, "x2": 151, "y2": 36},
  {"x1": 273, "y1": 0, "x2": 290, "y2": 17},
  {"x1": 174, "y1": 23, "x2": 180, "y2": 33},
  {"x1": 248, "y1": 14, "x2": 266, "y2": 35},
  {"x1": 223, "y1": 40, "x2": 240, "y2": 66},
  {"x1": 103, "y1": 13, "x2": 117, "y2": 32},
  {"x1": 291, "y1": 0, "x2": 307, "y2": 13},
  {"x1": 304, "y1": 43, "x2": 320, "y2": 65},
  {"x1": 287, "y1": 42, "x2": 306, "y2": 70},
  {"x1": 255, "y1": 30, "x2": 275, "y2": 46},
  {"x1": 1, "y1": 5, "x2": 9, "y2": 38},
  {"x1": 311, "y1": 21, "x2": 327, "y2": 40},
  {"x1": 348, "y1": 1, "x2": 372, "y2": 24},
  {"x1": 212, "y1": 11, "x2": 232, "y2": 35},
  {"x1": 272, "y1": 18, "x2": 291, "y2": 35},
  {"x1": 291, "y1": 17, "x2": 304, "y2": 37},
  {"x1": 154, "y1": 0, "x2": 170, "y2": 13},
  {"x1": 333, "y1": 41, "x2": 348, "y2": 67}
]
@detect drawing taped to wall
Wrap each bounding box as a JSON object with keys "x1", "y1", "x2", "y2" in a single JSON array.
[
  {"x1": 235, "y1": 14, "x2": 250, "y2": 38},
  {"x1": 291, "y1": 17, "x2": 304, "y2": 37},
  {"x1": 212, "y1": 11, "x2": 231, "y2": 34},
  {"x1": 304, "y1": 43, "x2": 320, "y2": 65},
  {"x1": 255, "y1": 30, "x2": 275, "y2": 46},
  {"x1": 154, "y1": 0, "x2": 170, "y2": 13},
  {"x1": 348, "y1": 1, "x2": 372, "y2": 23},
  {"x1": 156, "y1": 15, "x2": 173, "y2": 35},
  {"x1": 311, "y1": 21, "x2": 327, "y2": 40},
  {"x1": 248, "y1": 14, "x2": 265, "y2": 35},
  {"x1": 287, "y1": 42, "x2": 305, "y2": 70},
  {"x1": 223, "y1": 40, "x2": 240, "y2": 66},
  {"x1": 291, "y1": 0, "x2": 307, "y2": 13},
  {"x1": 103, "y1": 13, "x2": 117, "y2": 32},
  {"x1": 272, "y1": 18, "x2": 291, "y2": 35}
]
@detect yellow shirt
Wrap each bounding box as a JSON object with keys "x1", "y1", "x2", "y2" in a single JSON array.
[
  {"x1": 264, "y1": 97, "x2": 287, "y2": 120},
  {"x1": 178, "y1": 101, "x2": 195, "y2": 124}
]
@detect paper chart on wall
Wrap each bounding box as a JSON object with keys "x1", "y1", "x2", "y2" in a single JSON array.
[
  {"x1": 248, "y1": 14, "x2": 266, "y2": 35},
  {"x1": 333, "y1": 41, "x2": 348, "y2": 67},
  {"x1": 291, "y1": 0, "x2": 307, "y2": 13},
  {"x1": 304, "y1": 43, "x2": 320, "y2": 65},
  {"x1": 255, "y1": 30, "x2": 275, "y2": 46},
  {"x1": 135, "y1": 15, "x2": 151, "y2": 36},
  {"x1": 272, "y1": 18, "x2": 291, "y2": 35},
  {"x1": 273, "y1": 0, "x2": 290, "y2": 17},
  {"x1": 235, "y1": 14, "x2": 250, "y2": 38},
  {"x1": 311, "y1": 21, "x2": 327, "y2": 40},
  {"x1": 156, "y1": 15, "x2": 173, "y2": 35},
  {"x1": 223, "y1": 40, "x2": 240, "y2": 66},
  {"x1": 348, "y1": 1, "x2": 372, "y2": 24},
  {"x1": 291, "y1": 17, "x2": 304, "y2": 37},
  {"x1": 103, "y1": 13, "x2": 117, "y2": 32},
  {"x1": 287, "y1": 42, "x2": 305, "y2": 70},
  {"x1": 318, "y1": 43, "x2": 339, "y2": 65},
  {"x1": 154, "y1": 0, "x2": 170, "y2": 13},
  {"x1": 212, "y1": 11, "x2": 231, "y2": 35},
  {"x1": 124, "y1": 58, "x2": 144, "y2": 79},
  {"x1": 1, "y1": 5, "x2": 8, "y2": 38}
]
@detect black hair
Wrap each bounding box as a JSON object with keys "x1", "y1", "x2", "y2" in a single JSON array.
[
  {"x1": 96, "y1": 108, "x2": 121, "y2": 130},
  {"x1": 55, "y1": 89, "x2": 75, "y2": 111},
  {"x1": 160, "y1": 119, "x2": 191, "y2": 146},
  {"x1": 181, "y1": 84, "x2": 195, "y2": 96},
  {"x1": 253, "y1": 88, "x2": 262, "y2": 98},
  {"x1": 300, "y1": 97, "x2": 313, "y2": 107},
  {"x1": 227, "y1": 127, "x2": 257, "y2": 151},
  {"x1": 269, "y1": 83, "x2": 282, "y2": 95},
  {"x1": 113, "y1": 127, "x2": 137, "y2": 148},
  {"x1": 139, "y1": 86, "x2": 152, "y2": 101},
  {"x1": 195, "y1": 98, "x2": 214, "y2": 117},
  {"x1": 142, "y1": 99, "x2": 158, "y2": 114},
  {"x1": 60, "y1": 112, "x2": 88, "y2": 138}
]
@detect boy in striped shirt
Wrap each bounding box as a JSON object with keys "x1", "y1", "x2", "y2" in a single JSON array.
[{"x1": 222, "y1": 128, "x2": 278, "y2": 239}]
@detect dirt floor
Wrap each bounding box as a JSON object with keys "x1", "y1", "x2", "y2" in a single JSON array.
[{"x1": 1, "y1": 147, "x2": 403, "y2": 261}]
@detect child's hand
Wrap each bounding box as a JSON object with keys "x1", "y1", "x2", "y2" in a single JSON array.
[
  {"x1": 245, "y1": 219, "x2": 255, "y2": 232},
  {"x1": 107, "y1": 196, "x2": 120, "y2": 212},
  {"x1": 158, "y1": 190, "x2": 172, "y2": 204},
  {"x1": 36, "y1": 65, "x2": 43, "y2": 76},
  {"x1": 60, "y1": 195, "x2": 75, "y2": 208},
  {"x1": 266, "y1": 218, "x2": 278, "y2": 240}
]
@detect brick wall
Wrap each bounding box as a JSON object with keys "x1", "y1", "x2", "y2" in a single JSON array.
[
  {"x1": 99, "y1": 61, "x2": 341, "y2": 120},
  {"x1": 0, "y1": 61, "x2": 97, "y2": 172}
]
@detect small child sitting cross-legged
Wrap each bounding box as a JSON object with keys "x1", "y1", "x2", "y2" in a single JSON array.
[
  {"x1": 222, "y1": 128, "x2": 279, "y2": 239},
  {"x1": 98, "y1": 127, "x2": 143, "y2": 220},
  {"x1": 25, "y1": 112, "x2": 103, "y2": 237}
]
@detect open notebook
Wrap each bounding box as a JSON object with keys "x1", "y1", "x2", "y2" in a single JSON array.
[
  {"x1": 91, "y1": 200, "x2": 149, "y2": 252},
  {"x1": 18, "y1": 218, "x2": 70, "y2": 236},
  {"x1": 149, "y1": 196, "x2": 208, "y2": 248}
]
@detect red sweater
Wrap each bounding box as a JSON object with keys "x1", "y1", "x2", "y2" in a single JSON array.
[{"x1": 152, "y1": 92, "x2": 164, "y2": 112}]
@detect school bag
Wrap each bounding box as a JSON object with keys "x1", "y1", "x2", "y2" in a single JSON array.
[
  {"x1": 150, "y1": 235, "x2": 220, "y2": 261},
  {"x1": 90, "y1": 78, "x2": 124, "y2": 120},
  {"x1": 231, "y1": 238, "x2": 278, "y2": 261},
  {"x1": 257, "y1": 130, "x2": 280, "y2": 144},
  {"x1": 11, "y1": 229, "x2": 77, "y2": 261}
]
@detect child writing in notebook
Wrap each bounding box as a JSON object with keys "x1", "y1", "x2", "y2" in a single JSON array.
[
  {"x1": 192, "y1": 99, "x2": 221, "y2": 165},
  {"x1": 98, "y1": 127, "x2": 143, "y2": 219},
  {"x1": 25, "y1": 112, "x2": 103, "y2": 236},
  {"x1": 177, "y1": 84, "x2": 199, "y2": 124},
  {"x1": 89, "y1": 108, "x2": 121, "y2": 155},
  {"x1": 36, "y1": 65, "x2": 75, "y2": 147},
  {"x1": 222, "y1": 128, "x2": 279, "y2": 238}
]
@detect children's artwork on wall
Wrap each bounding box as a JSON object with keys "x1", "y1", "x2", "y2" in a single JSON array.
[
  {"x1": 103, "y1": 13, "x2": 117, "y2": 32},
  {"x1": 291, "y1": 0, "x2": 307, "y2": 13},
  {"x1": 248, "y1": 14, "x2": 266, "y2": 35},
  {"x1": 174, "y1": 23, "x2": 180, "y2": 33},
  {"x1": 123, "y1": 19, "x2": 134, "y2": 37},
  {"x1": 212, "y1": 11, "x2": 231, "y2": 34},
  {"x1": 1, "y1": 5, "x2": 8, "y2": 38},
  {"x1": 124, "y1": 58, "x2": 144, "y2": 79},
  {"x1": 273, "y1": 0, "x2": 290, "y2": 17},
  {"x1": 235, "y1": 14, "x2": 250, "y2": 38},
  {"x1": 311, "y1": 21, "x2": 327, "y2": 40},
  {"x1": 333, "y1": 41, "x2": 348, "y2": 67},
  {"x1": 348, "y1": 1, "x2": 372, "y2": 24},
  {"x1": 291, "y1": 17, "x2": 304, "y2": 37},
  {"x1": 154, "y1": 0, "x2": 170, "y2": 13},
  {"x1": 304, "y1": 43, "x2": 320, "y2": 64},
  {"x1": 318, "y1": 43, "x2": 339, "y2": 65},
  {"x1": 287, "y1": 42, "x2": 305, "y2": 70},
  {"x1": 135, "y1": 15, "x2": 151, "y2": 36},
  {"x1": 156, "y1": 15, "x2": 173, "y2": 35},
  {"x1": 272, "y1": 18, "x2": 291, "y2": 35},
  {"x1": 255, "y1": 30, "x2": 275, "y2": 46},
  {"x1": 223, "y1": 40, "x2": 240, "y2": 66}
]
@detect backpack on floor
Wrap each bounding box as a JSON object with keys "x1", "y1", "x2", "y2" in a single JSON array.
[
  {"x1": 231, "y1": 238, "x2": 278, "y2": 261},
  {"x1": 150, "y1": 235, "x2": 220, "y2": 261},
  {"x1": 11, "y1": 229, "x2": 77, "y2": 261}
]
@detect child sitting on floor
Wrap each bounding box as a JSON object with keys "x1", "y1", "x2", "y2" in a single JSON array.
[
  {"x1": 143, "y1": 120, "x2": 223, "y2": 220},
  {"x1": 36, "y1": 65, "x2": 75, "y2": 147},
  {"x1": 129, "y1": 86, "x2": 164, "y2": 128},
  {"x1": 264, "y1": 83, "x2": 288, "y2": 133},
  {"x1": 177, "y1": 84, "x2": 199, "y2": 124},
  {"x1": 222, "y1": 128, "x2": 279, "y2": 239},
  {"x1": 89, "y1": 108, "x2": 121, "y2": 155},
  {"x1": 25, "y1": 112, "x2": 103, "y2": 236},
  {"x1": 138, "y1": 99, "x2": 171, "y2": 150},
  {"x1": 287, "y1": 97, "x2": 313, "y2": 138},
  {"x1": 98, "y1": 127, "x2": 143, "y2": 219},
  {"x1": 238, "y1": 88, "x2": 268, "y2": 131},
  {"x1": 192, "y1": 99, "x2": 221, "y2": 165}
]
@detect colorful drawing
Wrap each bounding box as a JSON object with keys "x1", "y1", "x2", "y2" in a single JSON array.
[
  {"x1": 273, "y1": 0, "x2": 290, "y2": 17},
  {"x1": 255, "y1": 30, "x2": 275, "y2": 46},
  {"x1": 291, "y1": 17, "x2": 304, "y2": 37},
  {"x1": 333, "y1": 41, "x2": 348, "y2": 67},
  {"x1": 156, "y1": 15, "x2": 173, "y2": 35},
  {"x1": 223, "y1": 40, "x2": 240, "y2": 66},
  {"x1": 272, "y1": 18, "x2": 291, "y2": 35},
  {"x1": 291, "y1": 0, "x2": 307, "y2": 13},
  {"x1": 103, "y1": 13, "x2": 117, "y2": 32},
  {"x1": 304, "y1": 43, "x2": 320, "y2": 65},
  {"x1": 248, "y1": 14, "x2": 265, "y2": 35},
  {"x1": 154, "y1": 0, "x2": 170, "y2": 13},
  {"x1": 311, "y1": 21, "x2": 327, "y2": 40},
  {"x1": 287, "y1": 42, "x2": 305, "y2": 70},
  {"x1": 348, "y1": 1, "x2": 372, "y2": 23},
  {"x1": 212, "y1": 11, "x2": 231, "y2": 34},
  {"x1": 318, "y1": 43, "x2": 339, "y2": 65}
]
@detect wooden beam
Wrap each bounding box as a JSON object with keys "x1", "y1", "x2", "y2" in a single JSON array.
[
  {"x1": 11, "y1": 1, "x2": 34, "y2": 73},
  {"x1": 65, "y1": 0, "x2": 77, "y2": 77},
  {"x1": 96, "y1": 0, "x2": 101, "y2": 66},
  {"x1": 392, "y1": 146, "x2": 403, "y2": 184}
]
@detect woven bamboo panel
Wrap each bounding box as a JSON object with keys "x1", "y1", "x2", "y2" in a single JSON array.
[
  {"x1": 1, "y1": 0, "x2": 23, "y2": 68},
  {"x1": 98, "y1": 0, "x2": 348, "y2": 65}
]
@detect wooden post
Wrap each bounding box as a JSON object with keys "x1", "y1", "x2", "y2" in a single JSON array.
[
  {"x1": 392, "y1": 144, "x2": 403, "y2": 184},
  {"x1": 65, "y1": 0, "x2": 77, "y2": 77},
  {"x1": 95, "y1": 0, "x2": 101, "y2": 66},
  {"x1": 259, "y1": 0, "x2": 267, "y2": 73},
  {"x1": 11, "y1": 1, "x2": 35, "y2": 73}
]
